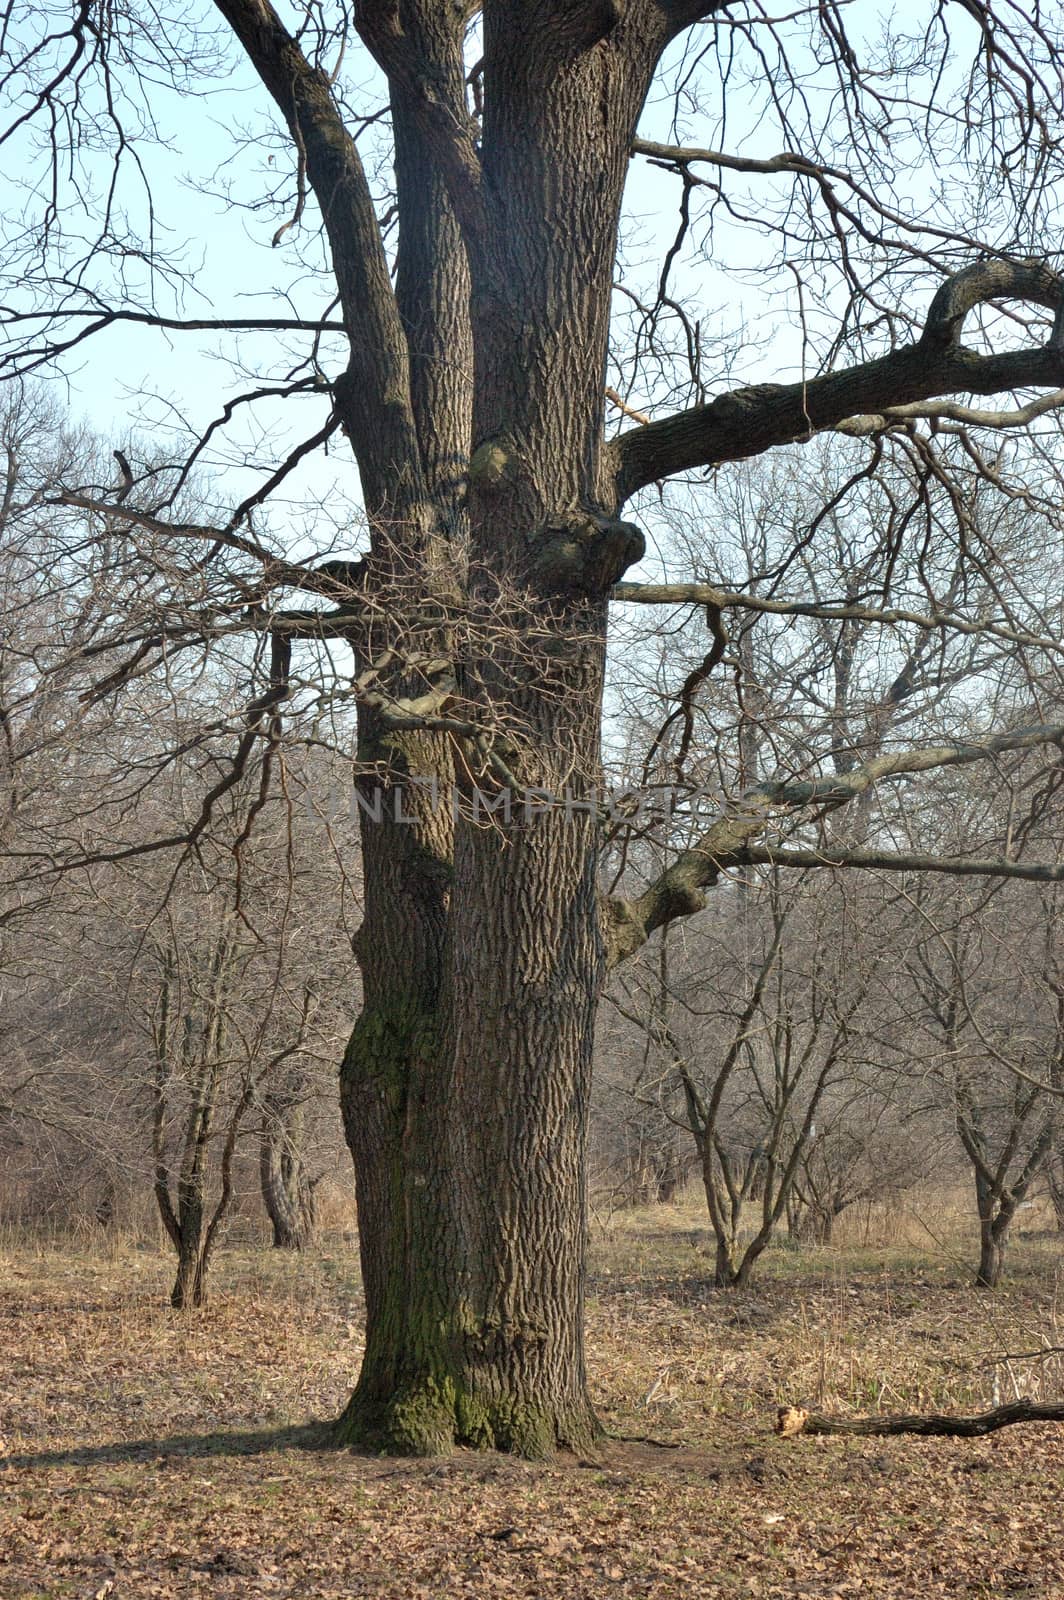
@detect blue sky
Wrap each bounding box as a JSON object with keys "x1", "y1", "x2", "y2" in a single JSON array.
[{"x1": 0, "y1": 2, "x2": 1029, "y2": 575}]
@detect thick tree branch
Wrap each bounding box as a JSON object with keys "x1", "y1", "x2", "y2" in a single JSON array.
[
  {"x1": 752, "y1": 722, "x2": 1064, "y2": 808},
  {"x1": 776, "y1": 1400, "x2": 1064, "y2": 1438},
  {"x1": 606, "y1": 721, "x2": 1064, "y2": 964},
  {"x1": 354, "y1": 0, "x2": 486, "y2": 249},
  {"x1": 737, "y1": 845, "x2": 1064, "y2": 885},
  {"x1": 611, "y1": 581, "x2": 1064, "y2": 662},
  {"x1": 837, "y1": 388, "x2": 1064, "y2": 435},
  {"x1": 612, "y1": 260, "x2": 1064, "y2": 502},
  {"x1": 212, "y1": 0, "x2": 426, "y2": 520}
]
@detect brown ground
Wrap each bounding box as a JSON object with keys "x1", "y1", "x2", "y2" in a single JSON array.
[{"x1": 2, "y1": 1201, "x2": 1063, "y2": 1598}]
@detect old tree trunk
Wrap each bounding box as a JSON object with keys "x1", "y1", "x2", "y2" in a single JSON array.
[
  {"x1": 203, "y1": 0, "x2": 1064, "y2": 1454},
  {"x1": 331, "y1": 2, "x2": 659, "y2": 1457}
]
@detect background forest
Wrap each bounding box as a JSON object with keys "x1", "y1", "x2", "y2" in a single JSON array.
[
  {"x1": 3, "y1": 0, "x2": 1064, "y2": 1588},
  {"x1": 3, "y1": 393, "x2": 1061, "y2": 1302}
]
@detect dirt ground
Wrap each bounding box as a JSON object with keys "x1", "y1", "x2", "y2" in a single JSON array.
[{"x1": 2, "y1": 1204, "x2": 1063, "y2": 1598}]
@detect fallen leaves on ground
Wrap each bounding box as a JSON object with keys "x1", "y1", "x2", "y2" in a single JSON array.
[{"x1": 1, "y1": 1229, "x2": 1062, "y2": 1597}]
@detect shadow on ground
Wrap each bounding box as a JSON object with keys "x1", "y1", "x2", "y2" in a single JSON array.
[{"x1": 4, "y1": 1419, "x2": 332, "y2": 1471}]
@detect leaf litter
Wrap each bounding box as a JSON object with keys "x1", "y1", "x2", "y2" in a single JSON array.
[{"x1": 1, "y1": 1228, "x2": 1062, "y2": 1597}]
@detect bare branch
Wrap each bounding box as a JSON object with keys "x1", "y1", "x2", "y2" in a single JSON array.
[
  {"x1": 0, "y1": 309, "x2": 348, "y2": 381},
  {"x1": 611, "y1": 581, "x2": 1064, "y2": 663},
  {"x1": 837, "y1": 389, "x2": 1064, "y2": 435},
  {"x1": 612, "y1": 260, "x2": 1064, "y2": 502},
  {"x1": 737, "y1": 844, "x2": 1064, "y2": 886},
  {"x1": 607, "y1": 721, "x2": 1064, "y2": 963}
]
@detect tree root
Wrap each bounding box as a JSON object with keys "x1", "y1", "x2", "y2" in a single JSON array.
[{"x1": 775, "y1": 1400, "x2": 1064, "y2": 1439}]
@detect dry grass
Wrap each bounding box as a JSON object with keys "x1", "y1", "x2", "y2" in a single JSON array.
[{"x1": 1, "y1": 1192, "x2": 1063, "y2": 1597}]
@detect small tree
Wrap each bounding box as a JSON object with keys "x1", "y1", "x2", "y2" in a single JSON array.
[
  {"x1": 623, "y1": 878, "x2": 870, "y2": 1285},
  {"x1": 902, "y1": 877, "x2": 1062, "y2": 1288},
  {"x1": 151, "y1": 923, "x2": 242, "y2": 1308},
  {"x1": 149, "y1": 908, "x2": 317, "y2": 1306},
  {"x1": 787, "y1": 1090, "x2": 928, "y2": 1246}
]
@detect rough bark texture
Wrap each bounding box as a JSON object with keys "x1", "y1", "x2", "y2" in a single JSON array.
[
  {"x1": 327, "y1": 0, "x2": 670, "y2": 1457},
  {"x1": 210, "y1": 0, "x2": 1064, "y2": 1455}
]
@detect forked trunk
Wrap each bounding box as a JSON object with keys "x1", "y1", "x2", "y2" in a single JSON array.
[{"x1": 330, "y1": 0, "x2": 664, "y2": 1455}]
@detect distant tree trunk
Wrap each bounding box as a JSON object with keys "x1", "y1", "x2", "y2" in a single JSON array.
[
  {"x1": 974, "y1": 1172, "x2": 1014, "y2": 1289},
  {"x1": 171, "y1": 1240, "x2": 208, "y2": 1309},
  {"x1": 975, "y1": 1227, "x2": 1007, "y2": 1291},
  {"x1": 809, "y1": 1209, "x2": 836, "y2": 1246},
  {"x1": 94, "y1": 1176, "x2": 116, "y2": 1229},
  {"x1": 972, "y1": 1171, "x2": 1011, "y2": 1292},
  {"x1": 260, "y1": 1093, "x2": 316, "y2": 1250},
  {"x1": 959, "y1": 1104, "x2": 1052, "y2": 1290},
  {"x1": 786, "y1": 1188, "x2": 805, "y2": 1242},
  {"x1": 713, "y1": 1232, "x2": 740, "y2": 1289},
  {"x1": 656, "y1": 1146, "x2": 682, "y2": 1205},
  {"x1": 165, "y1": 1145, "x2": 212, "y2": 1309},
  {"x1": 1048, "y1": 1154, "x2": 1064, "y2": 1232},
  {"x1": 790, "y1": 1192, "x2": 850, "y2": 1246}
]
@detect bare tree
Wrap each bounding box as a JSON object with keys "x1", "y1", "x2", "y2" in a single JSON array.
[
  {"x1": 625, "y1": 878, "x2": 872, "y2": 1286},
  {"x1": 898, "y1": 873, "x2": 1062, "y2": 1288},
  {"x1": 786, "y1": 1088, "x2": 924, "y2": 1248},
  {"x1": 5, "y1": 0, "x2": 1064, "y2": 1452}
]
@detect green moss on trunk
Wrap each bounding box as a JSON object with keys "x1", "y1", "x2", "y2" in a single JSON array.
[{"x1": 334, "y1": 1375, "x2": 601, "y2": 1459}]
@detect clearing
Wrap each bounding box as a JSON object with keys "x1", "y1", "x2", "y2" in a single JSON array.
[{"x1": 1, "y1": 1197, "x2": 1062, "y2": 1598}]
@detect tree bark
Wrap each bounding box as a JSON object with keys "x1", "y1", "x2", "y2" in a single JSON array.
[
  {"x1": 208, "y1": 0, "x2": 1064, "y2": 1458},
  {"x1": 975, "y1": 1215, "x2": 1009, "y2": 1290},
  {"x1": 332, "y1": 3, "x2": 663, "y2": 1456},
  {"x1": 711, "y1": 1224, "x2": 741, "y2": 1288},
  {"x1": 336, "y1": 733, "x2": 457, "y2": 1453}
]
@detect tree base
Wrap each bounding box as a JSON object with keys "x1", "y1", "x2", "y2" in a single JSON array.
[{"x1": 334, "y1": 1376, "x2": 602, "y2": 1459}]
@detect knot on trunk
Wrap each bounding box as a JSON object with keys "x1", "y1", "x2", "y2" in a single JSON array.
[
  {"x1": 603, "y1": 896, "x2": 648, "y2": 965},
  {"x1": 531, "y1": 509, "x2": 645, "y2": 595},
  {"x1": 469, "y1": 436, "x2": 521, "y2": 489}
]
